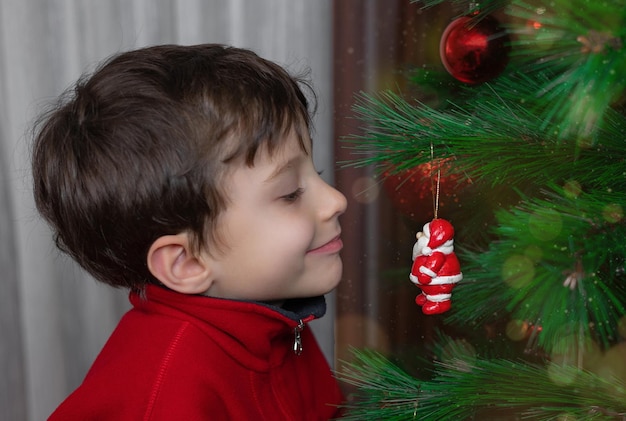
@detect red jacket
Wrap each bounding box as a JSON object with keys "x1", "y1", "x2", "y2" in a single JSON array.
[{"x1": 48, "y1": 285, "x2": 344, "y2": 420}]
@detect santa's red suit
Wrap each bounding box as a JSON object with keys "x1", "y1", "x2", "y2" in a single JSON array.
[{"x1": 409, "y1": 219, "x2": 462, "y2": 315}]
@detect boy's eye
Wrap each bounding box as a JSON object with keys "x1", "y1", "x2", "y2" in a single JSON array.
[{"x1": 282, "y1": 187, "x2": 304, "y2": 203}]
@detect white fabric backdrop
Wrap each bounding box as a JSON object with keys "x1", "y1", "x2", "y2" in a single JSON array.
[{"x1": 0, "y1": 1, "x2": 334, "y2": 419}]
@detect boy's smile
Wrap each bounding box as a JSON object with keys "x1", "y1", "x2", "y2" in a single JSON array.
[
  {"x1": 200, "y1": 130, "x2": 347, "y2": 302},
  {"x1": 307, "y1": 235, "x2": 343, "y2": 255}
]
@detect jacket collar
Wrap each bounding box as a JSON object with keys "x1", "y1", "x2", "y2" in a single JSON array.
[{"x1": 130, "y1": 285, "x2": 326, "y2": 371}]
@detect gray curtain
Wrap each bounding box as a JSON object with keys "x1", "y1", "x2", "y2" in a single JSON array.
[{"x1": 0, "y1": 1, "x2": 334, "y2": 419}]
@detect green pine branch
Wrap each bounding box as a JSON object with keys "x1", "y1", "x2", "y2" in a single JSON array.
[
  {"x1": 448, "y1": 185, "x2": 626, "y2": 352},
  {"x1": 506, "y1": 0, "x2": 626, "y2": 140},
  {"x1": 337, "y1": 349, "x2": 626, "y2": 420},
  {"x1": 338, "y1": 349, "x2": 423, "y2": 420},
  {"x1": 343, "y1": 77, "x2": 626, "y2": 191}
]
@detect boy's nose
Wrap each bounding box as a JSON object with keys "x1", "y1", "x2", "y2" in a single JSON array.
[{"x1": 320, "y1": 182, "x2": 347, "y2": 220}]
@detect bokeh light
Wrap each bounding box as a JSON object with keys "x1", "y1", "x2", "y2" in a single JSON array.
[
  {"x1": 524, "y1": 245, "x2": 543, "y2": 264},
  {"x1": 618, "y1": 316, "x2": 626, "y2": 339},
  {"x1": 547, "y1": 361, "x2": 578, "y2": 386},
  {"x1": 502, "y1": 255, "x2": 535, "y2": 289},
  {"x1": 529, "y1": 208, "x2": 562, "y2": 241},
  {"x1": 505, "y1": 319, "x2": 529, "y2": 341},
  {"x1": 351, "y1": 176, "x2": 380, "y2": 204},
  {"x1": 602, "y1": 203, "x2": 623, "y2": 223},
  {"x1": 563, "y1": 179, "x2": 582, "y2": 198}
]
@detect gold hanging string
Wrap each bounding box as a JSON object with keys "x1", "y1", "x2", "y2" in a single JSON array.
[{"x1": 430, "y1": 142, "x2": 441, "y2": 219}]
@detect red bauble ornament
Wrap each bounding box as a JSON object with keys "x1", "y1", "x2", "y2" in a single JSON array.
[
  {"x1": 440, "y1": 15, "x2": 511, "y2": 84},
  {"x1": 382, "y1": 158, "x2": 467, "y2": 222}
]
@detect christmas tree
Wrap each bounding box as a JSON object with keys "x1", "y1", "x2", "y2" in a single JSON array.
[{"x1": 337, "y1": 0, "x2": 626, "y2": 419}]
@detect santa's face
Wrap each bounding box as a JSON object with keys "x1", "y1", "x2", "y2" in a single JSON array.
[{"x1": 412, "y1": 231, "x2": 430, "y2": 259}]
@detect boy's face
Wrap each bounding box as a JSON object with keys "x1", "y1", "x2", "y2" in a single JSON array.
[{"x1": 202, "y1": 130, "x2": 347, "y2": 302}]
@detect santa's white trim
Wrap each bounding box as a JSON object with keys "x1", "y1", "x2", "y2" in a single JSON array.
[
  {"x1": 425, "y1": 293, "x2": 451, "y2": 302},
  {"x1": 409, "y1": 273, "x2": 462, "y2": 285},
  {"x1": 430, "y1": 274, "x2": 463, "y2": 285},
  {"x1": 419, "y1": 266, "x2": 437, "y2": 278},
  {"x1": 422, "y1": 242, "x2": 454, "y2": 257}
]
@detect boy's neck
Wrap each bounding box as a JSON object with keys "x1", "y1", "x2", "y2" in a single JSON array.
[{"x1": 262, "y1": 299, "x2": 285, "y2": 308}]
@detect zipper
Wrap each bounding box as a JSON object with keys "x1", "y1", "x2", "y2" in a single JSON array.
[{"x1": 293, "y1": 319, "x2": 304, "y2": 355}]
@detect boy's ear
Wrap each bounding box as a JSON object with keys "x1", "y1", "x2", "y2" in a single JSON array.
[{"x1": 147, "y1": 233, "x2": 213, "y2": 294}]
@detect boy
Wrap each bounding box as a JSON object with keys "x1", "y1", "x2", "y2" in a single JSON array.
[{"x1": 32, "y1": 44, "x2": 346, "y2": 420}]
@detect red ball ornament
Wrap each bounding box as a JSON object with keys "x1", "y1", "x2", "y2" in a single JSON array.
[
  {"x1": 382, "y1": 158, "x2": 468, "y2": 222},
  {"x1": 440, "y1": 14, "x2": 511, "y2": 84}
]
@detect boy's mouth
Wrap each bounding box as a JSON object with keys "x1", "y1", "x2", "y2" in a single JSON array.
[{"x1": 307, "y1": 235, "x2": 343, "y2": 254}]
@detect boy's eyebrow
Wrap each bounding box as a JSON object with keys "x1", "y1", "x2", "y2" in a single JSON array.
[{"x1": 264, "y1": 156, "x2": 301, "y2": 183}]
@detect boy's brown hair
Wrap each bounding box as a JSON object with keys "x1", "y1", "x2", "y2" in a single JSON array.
[{"x1": 32, "y1": 44, "x2": 314, "y2": 290}]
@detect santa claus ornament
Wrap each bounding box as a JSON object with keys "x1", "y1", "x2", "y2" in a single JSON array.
[{"x1": 409, "y1": 218, "x2": 463, "y2": 315}]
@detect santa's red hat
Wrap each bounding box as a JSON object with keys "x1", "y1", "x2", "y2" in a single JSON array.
[{"x1": 423, "y1": 219, "x2": 455, "y2": 254}]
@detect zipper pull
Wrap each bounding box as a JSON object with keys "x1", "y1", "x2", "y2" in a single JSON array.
[{"x1": 293, "y1": 319, "x2": 304, "y2": 355}]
